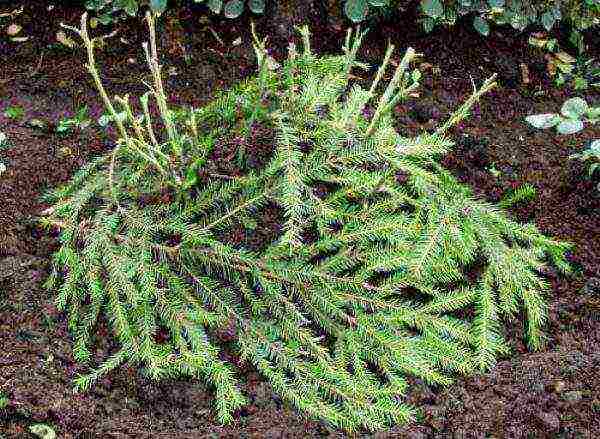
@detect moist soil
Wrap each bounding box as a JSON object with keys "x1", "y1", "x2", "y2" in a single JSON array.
[{"x1": 1, "y1": 1, "x2": 600, "y2": 438}]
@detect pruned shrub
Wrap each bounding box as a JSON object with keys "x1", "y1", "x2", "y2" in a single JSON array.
[{"x1": 43, "y1": 12, "x2": 570, "y2": 431}]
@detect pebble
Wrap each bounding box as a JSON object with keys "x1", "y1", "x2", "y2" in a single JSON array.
[
  {"x1": 536, "y1": 411, "x2": 560, "y2": 431},
  {"x1": 6, "y1": 23, "x2": 22, "y2": 36},
  {"x1": 551, "y1": 380, "x2": 566, "y2": 393},
  {"x1": 583, "y1": 277, "x2": 600, "y2": 296},
  {"x1": 563, "y1": 390, "x2": 583, "y2": 402}
]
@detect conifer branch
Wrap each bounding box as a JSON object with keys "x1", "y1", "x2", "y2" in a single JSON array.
[{"x1": 44, "y1": 17, "x2": 568, "y2": 432}]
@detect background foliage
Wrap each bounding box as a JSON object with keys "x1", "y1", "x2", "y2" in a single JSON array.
[
  {"x1": 83, "y1": 0, "x2": 600, "y2": 45},
  {"x1": 342, "y1": 0, "x2": 599, "y2": 47}
]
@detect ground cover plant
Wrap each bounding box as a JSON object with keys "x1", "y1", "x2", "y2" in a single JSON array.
[
  {"x1": 570, "y1": 139, "x2": 600, "y2": 182},
  {"x1": 526, "y1": 96, "x2": 600, "y2": 134},
  {"x1": 83, "y1": 0, "x2": 600, "y2": 45},
  {"x1": 36, "y1": 8, "x2": 576, "y2": 431},
  {"x1": 84, "y1": 0, "x2": 264, "y2": 23},
  {"x1": 343, "y1": 0, "x2": 600, "y2": 40},
  {"x1": 527, "y1": 97, "x2": 600, "y2": 187}
]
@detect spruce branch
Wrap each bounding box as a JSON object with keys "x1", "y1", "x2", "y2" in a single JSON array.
[
  {"x1": 435, "y1": 74, "x2": 498, "y2": 136},
  {"x1": 366, "y1": 47, "x2": 420, "y2": 138}
]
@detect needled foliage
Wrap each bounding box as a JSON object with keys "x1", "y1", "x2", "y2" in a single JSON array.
[{"x1": 42, "y1": 13, "x2": 570, "y2": 432}]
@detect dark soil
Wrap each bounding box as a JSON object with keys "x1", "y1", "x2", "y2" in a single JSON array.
[{"x1": 1, "y1": 1, "x2": 600, "y2": 438}]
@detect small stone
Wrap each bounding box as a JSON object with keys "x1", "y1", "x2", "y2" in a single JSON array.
[
  {"x1": 532, "y1": 381, "x2": 545, "y2": 392},
  {"x1": 406, "y1": 431, "x2": 427, "y2": 439},
  {"x1": 520, "y1": 63, "x2": 530, "y2": 84},
  {"x1": 29, "y1": 424, "x2": 56, "y2": 439},
  {"x1": 583, "y1": 277, "x2": 600, "y2": 295},
  {"x1": 551, "y1": 380, "x2": 566, "y2": 393},
  {"x1": 563, "y1": 390, "x2": 583, "y2": 402},
  {"x1": 6, "y1": 23, "x2": 22, "y2": 36},
  {"x1": 537, "y1": 411, "x2": 560, "y2": 431},
  {"x1": 56, "y1": 30, "x2": 75, "y2": 48},
  {"x1": 28, "y1": 118, "x2": 49, "y2": 131}
]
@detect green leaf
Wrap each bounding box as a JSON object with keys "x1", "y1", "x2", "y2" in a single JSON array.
[
  {"x1": 557, "y1": 119, "x2": 584, "y2": 135},
  {"x1": 487, "y1": 0, "x2": 505, "y2": 7},
  {"x1": 29, "y1": 424, "x2": 56, "y2": 439},
  {"x1": 525, "y1": 113, "x2": 560, "y2": 129},
  {"x1": 114, "y1": 112, "x2": 127, "y2": 123},
  {"x1": 473, "y1": 16, "x2": 490, "y2": 36},
  {"x1": 0, "y1": 392, "x2": 8, "y2": 408},
  {"x1": 97, "y1": 13, "x2": 113, "y2": 25},
  {"x1": 561, "y1": 97, "x2": 588, "y2": 119},
  {"x1": 121, "y1": 0, "x2": 139, "y2": 16},
  {"x1": 248, "y1": 0, "x2": 265, "y2": 14},
  {"x1": 587, "y1": 107, "x2": 600, "y2": 122},
  {"x1": 368, "y1": 0, "x2": 387, "y2": 6},
  {"x1": 223, "y1": 0, "x2": 244, "y2": 18},
  {"x1": 150, "y1": 0, "x2": 168, "y2": 13},
  {"x1": 541, "y1": 11, "x2": 556, "y2": 31},
  {"x1": 412, "y1": 69, "x2": 422, "y2": 83},
  {"x1": 510, "y1": 13, "x2": 528, "y2": 31},
  {"x1": 4, "y1": 106, "x2": 25, "y2": 120},
  {"x1": 345, "y1": 0, "x2": 369, "y2": 23},
  {"x1": 569, "y1": 30, "x2": 584, "y2": 54},
  {"x1": 207, "y1": 0, "x2": 223, "y2": 14},
  {"x1": 76, "y1": 105, "x2": 89, "y2": 122},
  {"x1": 98, "y1": 114, "x2": 112, "y2": 127},
  {"x1": 421, "y1": 0, "x2": 443, "y2": 19},
  {"x1": 422, "y1": 17, "x2": 436, "y2": 33}
]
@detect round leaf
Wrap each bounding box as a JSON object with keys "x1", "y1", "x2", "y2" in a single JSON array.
[
  {"x1": 345, "y1": 0, "x2": 369, "y2": 23},
  {"x1": 557, "y1": 119, "x2": 584, "y2": 135},
  {"x1": 525, "y1": 113, "x2": 560, "y2": 129},
  {"x1": 541, "y1": 11, "x2": 556, "y2": 31},
  {"x1": 421, "y1": 0, "x2": 443, "y2": 19},
  {"x1": 473, "y1": 16, "x2": 490, "y2": 36},
  {"x1": 122, "y1": 0, "x2": 139, "y2": 16},
  {"x1": 561, "y1": 97, "x2": 588, "y2": 119},
  {"x1": 207, "y1": 0, "x2": 223, "y2": 13},
  {"x1": 422, "y1": 17, "x2": 436, "y2": 33},
  {"x1": 249, "y1": 0, "x2": 265, "y2": 14},
  {"x1": 98, "y1": 114, "x2": 112, "y2": 127},
  {"x1": 587, "y1": 107, "x2": 600, "y2": 123},
  {"x1": 150, "y1": 0, "x2": 168, "y2": 13},
  {"x1": 223, "y1": 0, "x2": 244, "y2": 18}
]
